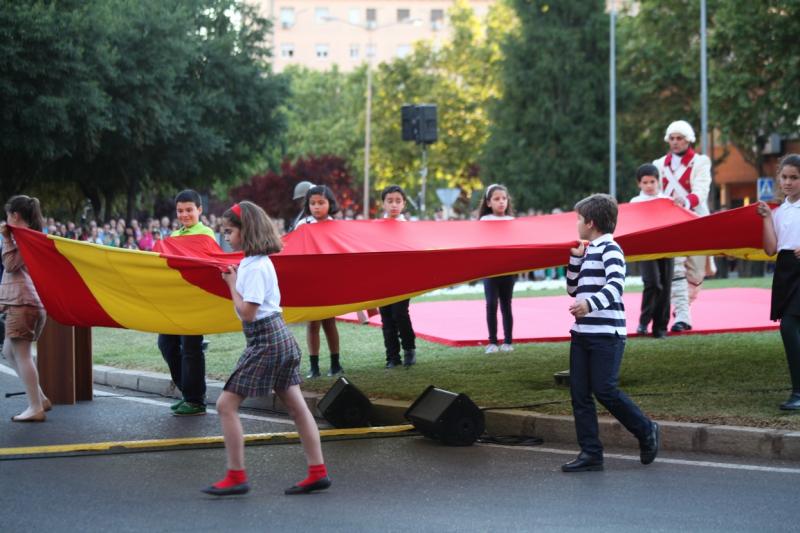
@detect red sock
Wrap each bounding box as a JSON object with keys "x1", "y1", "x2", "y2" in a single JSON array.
[
  {"x1": 212, "y1": 469, "x2": 247, "y2": 489},
  {"x1": 297, "y1": 464, "x2": 327, "y2": 487}
]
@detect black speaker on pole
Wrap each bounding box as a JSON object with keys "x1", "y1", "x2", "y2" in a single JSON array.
[
  {"x1": 317, "y1": 377, "x2": 372, "y2": 428},
  {"x1": 416, "y1": 104, "x2": 437, "y2": 144},
  {"x1": 401, "y1": 104, "x2": 418, "y2": 142},
  {"x1": 405, "y1": 386, "x2": 485, "y2": 446}
]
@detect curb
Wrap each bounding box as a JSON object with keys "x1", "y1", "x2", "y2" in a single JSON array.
[{"x1": 93, "y1": 365, "x2": 800, "y2": 461}]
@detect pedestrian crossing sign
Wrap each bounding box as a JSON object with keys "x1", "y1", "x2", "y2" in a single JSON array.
[{"x1": 757, "y1": 177, "x2": 774, "y2": 201}]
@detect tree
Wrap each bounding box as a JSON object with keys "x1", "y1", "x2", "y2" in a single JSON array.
[
  {"x1": 0, "y1": 0, "x2": 287, "y2": 220},
  {"x1": 483, "y1": 0, "x2": 611, "y2": 212},
  {"x1": 230, "y1": 155, "x2": 361, "y2": 228},
  {"x1": 275, "y1": 65, "x2": 366, "y2": 167},
  {"x1": 711, "y1": 1, "x2": 800, "y2": 175},
  {"x1": 369, "y1": 0, "x2": 513, "y2": 214},
  {"x1": 0, "y1": 0, "x2": 112, "y2": 201},
  {"x1": 615, "y1": 0, "x2": 710, "y2": 197}
]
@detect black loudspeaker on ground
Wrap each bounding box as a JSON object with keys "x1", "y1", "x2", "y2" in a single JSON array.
[
  {"x1": 405, "y1": 385, "x2": 485, "y2": 446},
  {"x1": 317, "y1": 377, "x2": 372, "y2": 428}
]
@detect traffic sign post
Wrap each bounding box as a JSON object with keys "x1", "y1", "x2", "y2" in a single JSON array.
[{"x1": 757, "y1": 177, "x2": 775, "y2": 202}]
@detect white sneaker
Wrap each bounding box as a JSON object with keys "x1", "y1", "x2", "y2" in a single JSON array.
[
  {"x1": 500, "y1": 344, "x2": 514, "y2": 352},
  {"x1": 485, "y1": 344, "x2": 499, "y2": 354}
]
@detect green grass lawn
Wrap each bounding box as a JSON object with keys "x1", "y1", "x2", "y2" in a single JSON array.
[{"x1": 92, "y1": 276, "x2": 799, "y2": 430}]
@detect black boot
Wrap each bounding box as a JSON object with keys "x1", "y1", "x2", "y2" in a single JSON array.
[
  {"x1": 385, "y1": 355, "x2": 402, "y2": 369},
  {"x1": 306, "y1": 355, "x2": 320, "y2": 379},
  {"x1": 327, "y1": 353, "x2": 344, "y2": 377}
]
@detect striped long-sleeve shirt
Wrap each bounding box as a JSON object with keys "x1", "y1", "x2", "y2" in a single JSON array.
[{"x1": 566, "y1": 233, "x2": 627, "y2": 336}]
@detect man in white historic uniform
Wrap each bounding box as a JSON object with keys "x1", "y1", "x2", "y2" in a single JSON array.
[{"x1": 653, "y1": 120, "x2": 712, "y2": 332}]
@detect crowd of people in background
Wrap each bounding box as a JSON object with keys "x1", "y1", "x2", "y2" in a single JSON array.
[{"x1": 40, "y1": 205, "x2": 566, "y2": 255}]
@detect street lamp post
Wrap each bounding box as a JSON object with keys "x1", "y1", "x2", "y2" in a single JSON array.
[
  {"x1": 323, "y1": 15, "x2": 421, "y2": 218},
  {"x1": 363, "y1": 35, "x2": 373, "y2": 219}
]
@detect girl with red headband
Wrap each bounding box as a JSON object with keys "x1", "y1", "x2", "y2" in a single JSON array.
[{"x1": 203, "y1": 200, "x2": 330, "y2": 496}]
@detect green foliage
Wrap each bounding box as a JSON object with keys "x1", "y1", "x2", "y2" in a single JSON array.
[
  {"x1": 616, "y1": 0, "x2": 707, "y2": 188},
  {"x1": 0, "y1": 0, "x2": 286, "y2": 220},
  {"x1": 483, "y1": 0, "x2": 610, "y2": 212},
  {"x1": 710, "y1": 1, "x2": 800, "y2": 172},
  {"x1": 370, "y1": 0, "x2": 513, "y2": 215},
  {"x1": 617, "y1": 0, "x2": 800, "y2": 186},
  {"x1": 275, "y1": 65, "x2": 366, "y2": 167},
  {"x1": 0, "y1": 0, "x2": 112, "y2": 200}
]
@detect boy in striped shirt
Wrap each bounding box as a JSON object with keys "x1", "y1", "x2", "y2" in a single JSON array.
[{"x1": 562, "y1": 194, "x2": 659, "y2": 472}]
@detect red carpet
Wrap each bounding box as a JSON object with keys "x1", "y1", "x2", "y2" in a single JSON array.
[{"x1": 339, "y1": 288, "x2": 778, "y2": 346}]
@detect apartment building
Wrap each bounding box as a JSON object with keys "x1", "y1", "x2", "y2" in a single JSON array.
[{"x1": 258, "y1": 0, "x2": 494, "y2": 72}]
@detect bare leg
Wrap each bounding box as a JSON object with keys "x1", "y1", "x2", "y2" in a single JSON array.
[
  {"x1": 10, "y1": 339, "x2": 44, "y2": 417},
  {"x1": 4, "y1": 341, "x2": 51, "y2": 409},
  {"x1": 2, "y1": 338, "x2": 18, "y2": 371},
  {"x1": 321, "y1": 318, "x2": 340, "y2": 354},
  {"x1": 275, "y1": 385, "x2": 323, "y2": 465},
  {"x1": 306, "y1": 321, "x2": 321, "y2": 355},
  {"x1": 216, "y1": 391, "x2": 245, "y2": 470}
]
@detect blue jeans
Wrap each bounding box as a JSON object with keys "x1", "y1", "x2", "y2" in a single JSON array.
[
  {"x1": 569, "y1": 332, "x2": 651, "y2": 458},
  {"x1": 157, "y1": 334, "x2": 206, "y2": 405}
]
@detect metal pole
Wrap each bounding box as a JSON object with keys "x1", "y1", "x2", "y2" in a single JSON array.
[
  {"x1": 363, "y1": 59, "x2": 372, "y2": 218},
  {"x1": 700, "y1": 0, "x2": 708, "y2": 155},
  {"x1": 609, "y1": 4, "x2": 617, "y2": 199},
  {"x1": 420, "y1": 144, "x2": 428, "y2": 218}
]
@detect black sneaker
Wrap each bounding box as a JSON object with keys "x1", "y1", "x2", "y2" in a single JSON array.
[
  {"x1": 327, "y1": 365, "x2": 344, "y2": 377},
  {"x1": 670, "y1": 321, "x2": 692, "y2": 332},
  {"x1": 306, "y1": 368, "x2": 321, "y2": 379},
  {"x1": 385, "y1": 358, "x2": 402, "y2": 369},
  {"x1": 403, "y1": 350, "x2": 416, "y2": 367},
  {"x1": 636, "y1": 324, "x2": 648, "y2": 335}
]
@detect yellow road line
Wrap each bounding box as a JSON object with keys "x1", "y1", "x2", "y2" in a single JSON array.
[{"x1": 0, "y1": 424, "x2": 415, "y2": 457}]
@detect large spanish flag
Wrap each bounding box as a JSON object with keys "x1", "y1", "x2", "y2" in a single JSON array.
[{"x1": 11, "y1": 200, "x2": 768, "y2": 334}]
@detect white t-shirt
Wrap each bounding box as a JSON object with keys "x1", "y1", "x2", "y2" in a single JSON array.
[
  {"x1": 630, "y1": 192, "x2": 668, "y2": 203},
  {"x1": 295, "y1": 215, "x2": 332, "y2": 227},
  {"x1": 235, "y1": 255, "x2": 281, "y2": 320},
  {"x1": 383, "y1": 214, "x2": 407, "y2": 221},
  {"x1": 479, "y1": 214, "x2": 513, "y2": 220},
  {"x1": 773, "y1": 197, "x2": 800, "y2": 251}
]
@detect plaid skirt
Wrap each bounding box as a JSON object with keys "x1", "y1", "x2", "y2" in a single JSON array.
[{"x1": 224, "y1": 313, "x2": 302, "y2": 397}]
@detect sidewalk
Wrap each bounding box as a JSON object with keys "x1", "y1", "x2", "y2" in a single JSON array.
[{"x1": 93, "y1": 365, "x2": 800, "y2": 461}]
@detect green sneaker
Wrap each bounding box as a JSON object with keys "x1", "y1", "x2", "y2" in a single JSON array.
[
  {"x1": 173, "y1": 402, "x2": 206, "y2": 416},
  {"x1": 170, "y1": 400, "x2": 184, "y2": 412}
]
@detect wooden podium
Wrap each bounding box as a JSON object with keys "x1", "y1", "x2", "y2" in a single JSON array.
[{"x1": 37, "y1": 319, "x2": 93, "y2": 404}]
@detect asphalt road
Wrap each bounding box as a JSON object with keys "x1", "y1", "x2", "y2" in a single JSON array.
[{"x1": 2, "y1": 367, "x2": 799, "y2": 532}]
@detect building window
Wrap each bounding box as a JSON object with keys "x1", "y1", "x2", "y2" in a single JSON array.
[
  {"x1": 280, "y1": 7, "x2": 295, "y2": 29},
  {"x1": 281, "y1": 43, "x2": 295, "y2": 58},
  {"x1": 366, "y1": 8, "x2": 377, "y2": 28},
  {"x1": 349, "y1": 44, "x2": 360, "y2": 60},
  {"x1": 315, "y1": 44, "x2": 329, "y2": 59},
  {"x1": 431, "y1": 9, "x2": 444, "y2": 31},
  {"x1": 348, "y1": 8, "x2": 360, "y2": 25},
  {"x1": 366, "y1": 44, "x2": 377, "y2": 59},
  {"x1": 397, "y1": 8, "x2": 410, "y2": 23},
  {"x1": 315, "y1": 7, "x2": 329, "y2": 24},
  {"x1": 396, "y1": 44, "x2": 411, "y2": 58}
]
